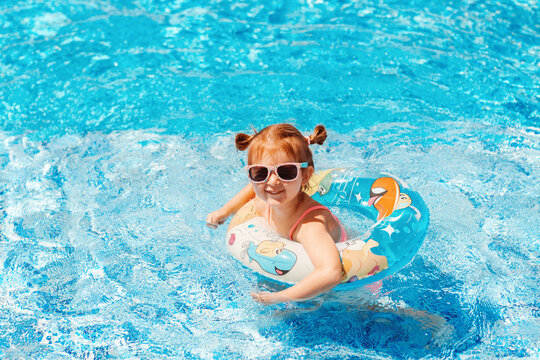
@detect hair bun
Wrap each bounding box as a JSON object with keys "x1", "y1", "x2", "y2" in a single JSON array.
[
  {"x1": 308, "y1": 125, "x2": 327, "y2": 145},
  {"x1": 235, "y1": 133, "x2": 253, "y2": 151}
]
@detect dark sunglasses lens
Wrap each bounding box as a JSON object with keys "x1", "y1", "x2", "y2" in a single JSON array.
[
  {"x1": 277, "y1": 164, "x2": 298, "y2": 180},
  {"x1": 249, "y1": 166, "x2": 269, "y2": 182}
]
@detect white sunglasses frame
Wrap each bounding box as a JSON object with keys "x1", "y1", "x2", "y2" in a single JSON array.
[{"x1": 246, "y1": 162, "x2": 309, "y2": 183}]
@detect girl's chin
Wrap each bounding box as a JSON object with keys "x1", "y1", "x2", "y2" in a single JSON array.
[{"x1": 265, "y1": 193, "x2": 287, "y2": 205}]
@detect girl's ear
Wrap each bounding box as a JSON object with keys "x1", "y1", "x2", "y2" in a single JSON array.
[{"x1": 302, "y1": 166, "x2": 314, "y2": 186}]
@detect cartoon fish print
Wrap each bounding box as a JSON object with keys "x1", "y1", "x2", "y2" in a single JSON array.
[{"x1": 247, "y1": 240, "x2": 297, "y2": 276}]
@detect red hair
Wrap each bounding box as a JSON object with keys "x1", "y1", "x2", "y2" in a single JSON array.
[{"x1": 235, "y1": 124, "x2": 327, "y2": 168}]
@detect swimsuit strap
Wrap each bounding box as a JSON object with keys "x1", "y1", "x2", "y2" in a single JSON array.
[{"x1": 288, "y1": 205, "x2": 346, "y2": 242}]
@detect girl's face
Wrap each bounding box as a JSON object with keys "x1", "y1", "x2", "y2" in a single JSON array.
[{"x1": 250, "y1": 151, "x2": 312, "y2": 208}]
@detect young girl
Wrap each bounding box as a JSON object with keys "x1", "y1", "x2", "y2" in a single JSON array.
[{"x1": 206, "y1": 124, "x2": 344, "y2": 304}]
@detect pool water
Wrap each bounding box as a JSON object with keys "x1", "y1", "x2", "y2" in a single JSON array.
[{"x1": 0, "y1": 0, "x2": 538, "y2": 359}]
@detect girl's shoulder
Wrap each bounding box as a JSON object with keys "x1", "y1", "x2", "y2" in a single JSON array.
[
  {"x1": 297, "y1": 196, "x2": 332, "y2": 218},
  {"x1": 297, "y1": 201, "x2": 336, "y2": 225},
  {"x1": 292, "y1": 197, "x2": 342, "y2": 242}
]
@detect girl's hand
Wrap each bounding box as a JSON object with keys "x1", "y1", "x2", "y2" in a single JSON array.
[
  {"x1": 251, "y1": 291, "x2": 284, "y2": 305},
  {"x1": 206, "y1": 209, "x2": 228, "y2": 229}
]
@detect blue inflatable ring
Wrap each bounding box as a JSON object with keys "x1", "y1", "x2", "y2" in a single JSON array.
[{"x1": 226, "y1": 168, "x2": 429, "y2": 290}]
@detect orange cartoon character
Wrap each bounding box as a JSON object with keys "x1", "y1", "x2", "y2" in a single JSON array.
[{"x1": 368, "y1": 177, "x2": 402, "y2": 221}]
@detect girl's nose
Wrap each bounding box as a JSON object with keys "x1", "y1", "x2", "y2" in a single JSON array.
[{"x1": 267, "y1": 170, "x2": 280, "y2": 185}]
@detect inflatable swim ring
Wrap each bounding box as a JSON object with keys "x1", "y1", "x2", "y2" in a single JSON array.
[{"x1": 226, "y1": 168, "x2": 429, "y2": 290}]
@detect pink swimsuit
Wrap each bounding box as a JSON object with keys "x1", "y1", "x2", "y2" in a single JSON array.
[{"x1": 267, "y1": 205, "x2": 347, "y2": 243}]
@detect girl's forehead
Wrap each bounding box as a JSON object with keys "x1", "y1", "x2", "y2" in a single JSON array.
[{"x1": 251, "y1": 149, "x2": 296, "y2": 165}]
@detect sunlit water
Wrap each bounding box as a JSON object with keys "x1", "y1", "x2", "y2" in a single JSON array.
[{"x1": 1, "y1": 0, "x2": 538, "y2": 359}]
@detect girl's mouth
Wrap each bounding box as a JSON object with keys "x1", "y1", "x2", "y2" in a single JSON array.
[{"x1": 266, "y1": 189, "x2": 284, "y2": 195}]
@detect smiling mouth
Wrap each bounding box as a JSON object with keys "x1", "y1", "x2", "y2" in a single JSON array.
[
  {"x1": 275, "y1": 267, "x2": 290, "y2": 275},
  {"x1": 267, "y1": 190, "x2": 284, "y2": 195}
]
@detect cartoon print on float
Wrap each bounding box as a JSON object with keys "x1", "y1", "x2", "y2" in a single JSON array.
[
  {"x1": 247, "y1": 240, "x2": 297, "y2": 276},
  {"x1": 368, "y1": 177, "x2": 402, "y2": 221},
  {"x1": 316, "y1": 172, "x2": 333, "y2": 195},
  {"x1": 367, "y1": 176, "x2": 423, "y2": 263},
  {"x1": 396, "y1": 193, "x2": 412, "y2": 210},
  {"x1": 304, "y1": 169, "x2": 335, "y2": 197},
  {"x1": 368, "y1": 177, "x2": 420, "y2": 221},
  {"x1": 339, "y1": 239, "x2": 389, "y2": 283},
  {"x1": 225, "y1": 170, "x2": 429, "y2": 290}
]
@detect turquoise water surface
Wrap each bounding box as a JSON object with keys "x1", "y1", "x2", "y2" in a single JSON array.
[{"x1": 0, "y1": 0, "x2": 538, "y2": 359}]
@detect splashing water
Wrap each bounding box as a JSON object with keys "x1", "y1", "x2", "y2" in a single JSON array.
[{"x1": 0, "y1": 0, "x2": 538, "y2": 358}]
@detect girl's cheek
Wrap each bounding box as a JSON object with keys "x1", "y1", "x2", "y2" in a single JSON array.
[{"x1": 253, "y1": 185, "x2": 266, "y2": 199}]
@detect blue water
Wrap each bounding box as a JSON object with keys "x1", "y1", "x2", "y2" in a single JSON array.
[{"x1": 0, "y1": 0, "x2": 538, "y2": 359}]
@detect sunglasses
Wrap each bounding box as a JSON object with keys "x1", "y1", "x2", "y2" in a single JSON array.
[{"x1": 246, "y1": 162, "x2": 308, "y2": 183}]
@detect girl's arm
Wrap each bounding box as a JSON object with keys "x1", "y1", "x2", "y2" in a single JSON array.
[
  {"x1": 206, "y1": 183, "x2": 255, "y2": 228},
  {"x1": 251, "y1": 215, "x2": 343, "y2": 304}
]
